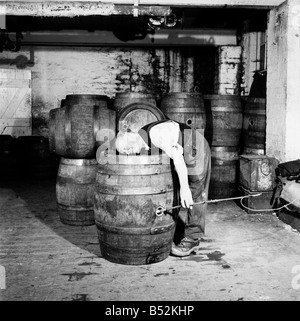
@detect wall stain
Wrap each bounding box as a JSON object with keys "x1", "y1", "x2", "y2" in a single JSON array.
[{"x1": 142, "y1": 49, "x2": 168, "y2": 100}]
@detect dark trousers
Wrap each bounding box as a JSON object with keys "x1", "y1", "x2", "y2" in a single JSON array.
[{"x1": 174, "y1": 129, "x2": 211, "y2": 242}]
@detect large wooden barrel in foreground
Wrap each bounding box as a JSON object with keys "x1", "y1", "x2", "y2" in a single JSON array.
[
  {"x1": 56, "y1": 158, "x2": 98, "y2": 226},
  {"x1": 160, "y1": 92, "x2": 206, "y2": 132},
  {"x1": 113, "y1": 92, "x2": 157, "y2": 115},
  {"x1": 209, "y1": 146, "x2": 240, "y2": 199},
  {"x1": 203, "y1": 95, "x2": 243, "y2": 147},
  {"x1": 49, "y1": 104, "x2": 116, "y2": 159},
  {"x1": 94, "y1": 153, "x2": 177, "y2": 265},
  {"x1": 117, "y1": 102, "x2": 165, "y2": 133},
  {"x1": 242, "y1": 97, "x2": 266, "y2": 155}
]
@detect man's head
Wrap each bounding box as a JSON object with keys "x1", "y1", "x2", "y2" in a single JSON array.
[{"x1": 115, "y1": 131, "x2": 150, "y2": 155}]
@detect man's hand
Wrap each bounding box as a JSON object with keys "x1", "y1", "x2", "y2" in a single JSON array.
[{"x1": 180, "y1": 187, "x2": 194, "y2": 209}]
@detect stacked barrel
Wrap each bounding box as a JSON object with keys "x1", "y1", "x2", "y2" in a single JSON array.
[
  {"x1": 241, "y1": 71, "x2": 267, "y2": 156},
  {"x1": 242, "y1": 97, "x2": 266, "y2": 155},
  {"x1": 159, "y1": 92, "x2": 244, "y2": 200},
  {"x1": 49, "y1": 94, "x2": 116, "y2": 226},
  {"x1": 203, "y1": 95, "x2": 243, "y2": 199},
  {"x1": 160, "y1": 92, "x2": 206, "y2": 134}
]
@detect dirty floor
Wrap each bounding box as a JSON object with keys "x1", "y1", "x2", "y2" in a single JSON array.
[{"x1": 1, "y1": 177, "x2": 300, "y2": 302}]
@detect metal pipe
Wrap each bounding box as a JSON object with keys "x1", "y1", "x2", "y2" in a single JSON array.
[{"x1": 155, "y1": 193, "x2": 263, "y2": 216}]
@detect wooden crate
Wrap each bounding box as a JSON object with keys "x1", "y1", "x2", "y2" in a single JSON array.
[
  {"x1": 238, "y1": 186, "x2": 274, "y2": 214},
  {"x1": 239, "y1": 154, "x2": 279, "y2": 192}
]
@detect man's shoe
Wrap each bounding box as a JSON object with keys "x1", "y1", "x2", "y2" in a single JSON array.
[{"x1": 171, "y1": 237, "x2": 200, "y2": 257}]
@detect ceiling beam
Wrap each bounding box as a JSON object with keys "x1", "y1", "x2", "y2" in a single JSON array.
[
  {"x1": 0, "y1": 0, "x2": 285, "y2": 18},
  {"x1": 100, "y1": 0, "x2": 284, "y2": 7},
  {"x1": 0, "y1": 2, "x2": 171, "y2": 17}
]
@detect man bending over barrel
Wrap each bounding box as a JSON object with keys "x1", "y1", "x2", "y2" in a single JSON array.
[{"x1": 115, "y1": 120, "x2": 211, "y2": 257}]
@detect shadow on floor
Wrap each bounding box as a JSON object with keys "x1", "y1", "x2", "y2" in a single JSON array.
[{"x1": 1, "y1": 175, "x2": 102, "y2": 257}]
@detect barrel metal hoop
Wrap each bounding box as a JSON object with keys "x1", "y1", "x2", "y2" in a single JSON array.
[
  {"x1": 96, "y1": 165, "x2": 171, "y2": 176},
  {"x1": 95, "y1": 185, "x2": 173, "y2": 195},
  {"x1": 211, "y1": 160, "x2": 238, "y2": 166},
  {"x1": 57, "y1": 176, "x2": 96, "y2": 185},
  {"x1": 57, "y1": 203, "x2": 94, "y2": 212},
  {"x1": 60, "y1": 158, "x2": 98, "y2": 166},
  {"x1": 211, "y1": 107, "x2": 242, "y2": 112},
  {"x1": 95, "y1": 221, "x2": 176, "y2": 235},
  {"x1": 244, "y1": 110, "x2": 266, "y2": 116}
]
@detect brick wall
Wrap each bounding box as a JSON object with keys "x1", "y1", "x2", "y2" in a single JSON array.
[{"x1": 214, "y1": 46, "x2": 242, "y2": 95}]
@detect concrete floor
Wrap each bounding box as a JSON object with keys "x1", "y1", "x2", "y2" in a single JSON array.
[{"x1": 1, "y1": 176, "x2": 300, "y2": 302}]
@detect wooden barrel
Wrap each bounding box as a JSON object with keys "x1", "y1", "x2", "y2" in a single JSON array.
[
  {"x1": 15, "y1": 136, "x2": 60, "y2": 179},
  {"x1": 65, "y1": 94, "x2": 109, "y2": 109},
  {"x1": 209, "y1": 146, "x2": 240, "y2": 199},
  {"x1": 242, "y1": 97, "x2": 266, "y2": 155},
  {"x1": 48, "y1": 107, "x2": 59, "y2": 154},
  {"x1": 56, "y1": 158, "x2": 97, "y2": 226},
  {"x1": 48, "y1": 104, "x2": 116, "y2": 158},
  {"x1": 160, "y1": 92, "x2": 206, "y2": 132},
  {"x1": 113, "y1": 92, "x2": 157, "y2": 115},
  {"x1": 0, "y1": 135, "x2": 16, "y2": 178},
  {"x1": 203, "y1": 95, "x2": 243, "y2": 147},
  {"x1": 117, "y1": 102, "x2": 165, "y2": 133},
  {"x1": 94, "y1": 153, "x2": 176, "y2": 265}
]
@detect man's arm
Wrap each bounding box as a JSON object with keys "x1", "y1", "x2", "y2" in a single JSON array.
[{"x1": 171, "y1": 146, "x2": 194, "y2": 209}]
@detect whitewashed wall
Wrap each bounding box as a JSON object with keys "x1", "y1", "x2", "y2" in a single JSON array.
[
  {"x1": 241, "y1": 31, "x2": 266, "y2": 96},
  {"x1": 0, "y1": 46, "x2": 199, "y2": 136},
  {"x1": 214, "y1": 46, "x2": 242, "y2": 95}
]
